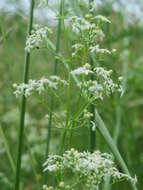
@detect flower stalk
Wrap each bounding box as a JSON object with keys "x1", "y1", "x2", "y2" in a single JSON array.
[
  {"x1": 14, "y1": 1, "x2": 35, "y2": 189},
  {"x1": 45, "y1": 0, "x2": 64, "y2": 159}
]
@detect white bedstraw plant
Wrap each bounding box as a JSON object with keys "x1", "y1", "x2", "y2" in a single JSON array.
[{"x1": 43, "y1": 148, "x2": 137, "y2": 190}]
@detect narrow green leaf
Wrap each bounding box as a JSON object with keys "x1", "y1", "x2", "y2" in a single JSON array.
[{"x1": 95, "y1": 110, "x2": 137, "y2": 190}]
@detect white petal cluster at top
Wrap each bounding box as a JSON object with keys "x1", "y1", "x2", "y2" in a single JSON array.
[
  {"x1": 43, "y1": 148, "x2": 137, "y2": 190},
  {"x1": 13, "y1": 76, "x2": 68, "y2": 98},
  {"x1": 25, "y1": 24, "x2": 52, "y2": 52},
  {"x1": 69, "y1": 14, "x2": 116, "y2": 58}
]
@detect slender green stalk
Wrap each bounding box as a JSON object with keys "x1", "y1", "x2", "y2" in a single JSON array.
[
  {"x1": 88, "y1": 0, "x2": 96, "y2": 152},
  {"x1": 59, "y1": 63, "x2": 71, "y2": 154},
  {"x1": 45, "y1": 0, "x2": 64, "y2": 158},
  {"x1": 0, "y1": 125, "x2": 15, "y2": 174},
  {"x1": 14, "y1": 1, "x2": 35, "y2": 190},
  {"x1": 95, "y1": 110, "x2": 137, "y2": 190}
]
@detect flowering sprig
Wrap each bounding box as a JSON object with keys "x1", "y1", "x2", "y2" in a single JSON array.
[
  {"x1": 71, "y1": 64, "x2": 124, "y2": 100},
  {"x1": 69, "y1": 14, "x2": 114, "y2": 58},
  {"x1": 71, "y1": 63, "x2": 93, "y2": 76},
  {"x1": 25, "y1": 24, "x2": 52, "y2": 52},
  {"x1": 43, "y1": 149, "x2": 137, "y2": 190},
  {"x1": 13, "y1": 76, "x2": 68, "y2": 98}
]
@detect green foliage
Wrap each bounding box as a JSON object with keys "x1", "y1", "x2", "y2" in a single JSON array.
[{"x1": 0, "y1": 0, "x2": 143, "y2": 189}]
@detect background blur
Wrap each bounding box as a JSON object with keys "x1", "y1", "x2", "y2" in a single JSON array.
[{"x1": 0, "y1": 0, "x2": 143, "y2": 189}]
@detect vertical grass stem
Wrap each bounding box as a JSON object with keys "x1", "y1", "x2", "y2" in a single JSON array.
[{"x1": 14, "y1": 1, "x2": 35, "y2": 189}]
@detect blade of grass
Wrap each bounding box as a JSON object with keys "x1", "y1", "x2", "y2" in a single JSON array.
[
  {"x1": 103, "y1": 105, "x2": 121, "y2": 190},
  {"x1": 94, "y1": 109, "x2": 137, "y2": 190},
  {"x1": 14, "y1": 1, "x2": 35, "y2": 190},
  {"x1": 0, "y1": 125, "x2": 15, "y2": 175},
  {"x1": 104, "y1": 49, "x2": 129, "y2": 190}
]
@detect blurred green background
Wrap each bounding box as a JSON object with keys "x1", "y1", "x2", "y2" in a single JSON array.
[{"x1": 0, "y1": 0, "x2": 143, "y2": 189}]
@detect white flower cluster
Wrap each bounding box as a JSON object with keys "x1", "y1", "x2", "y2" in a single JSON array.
[
  {"x1": 69, "y1": 15, "x2": 115, "y2": 57},
  {"x1": 71, "y1": 65, "x2": 123, "y2": 100},
  {"x1": 69, "y1": 15, "x2": 98, "y2": 46},
  {"x1": 25, "y1": 25, "x2": 52, "y2": 52},
  {"x1": 72, "y1": 43, "x2": 84, "y2": 58},
  {"x1": 13, "y1": 76, "x2": 68, "y2": 98},
  {"x1": 71, "y1": 63, "x2": 93, "y2": 76},
  {"x1": 90, "y1": 44, "x2": 113, "y2": 54},
  {"x1": 43, "y1": 149, "x2": 136, "y2": 190}
]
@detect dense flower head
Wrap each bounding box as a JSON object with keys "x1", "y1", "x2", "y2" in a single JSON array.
[
  {"x1": 25, "y1": 24, "x2": 52, "y2": 52},
  {"x1": 43, "y1": 149, "x2": 137, "y2": 190},
  {"x1": 69, "y1": 14, "x2": 115, "y2": 58}
]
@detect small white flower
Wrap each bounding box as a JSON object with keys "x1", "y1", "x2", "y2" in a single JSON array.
[
  {"x1": 25, "y1": 25, "x2": 52, "y2": 52},
  {"x1": 71, "y1": 64, "x2": 93, "y2": 76}
]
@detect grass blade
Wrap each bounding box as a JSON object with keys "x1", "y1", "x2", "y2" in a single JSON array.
[
  {"x1": 45, "y1": 0, "x2": 64, "y2": 158},
  {"x1": 14, "y1": 1, "x2": 35, "y2": 190},
  {"x1": 95, "y1": 109, "x2": 137, "y2": 190}
]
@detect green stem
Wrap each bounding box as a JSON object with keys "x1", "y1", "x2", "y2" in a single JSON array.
[
  {"x1": 88, "y1": 0, "x2": 96, "y2": 152},
  {"x1": 14, "y1": 1, "x2": 35, "y2": 190},
  {"x1": 45, "y1": 0, "x2": 64, "y2": 158},
  {"x1": 59, "y1": 55, "x2": 71, "y2": 155}
]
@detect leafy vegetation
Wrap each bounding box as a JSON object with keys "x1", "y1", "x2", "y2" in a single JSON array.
[{"x1": 0, "y1": 0, "x2": 143, "y2": 190}]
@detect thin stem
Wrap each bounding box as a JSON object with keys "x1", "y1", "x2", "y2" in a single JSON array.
[
  {"x1": 45, "y1": 0, "x2": 64, "y2": 158},
  {"x1": 14, "y1": 1, "x2": 35, "y2": 190},
  {"x1": 88, "y1": 0, "x2": 96, "y2": 152}
]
